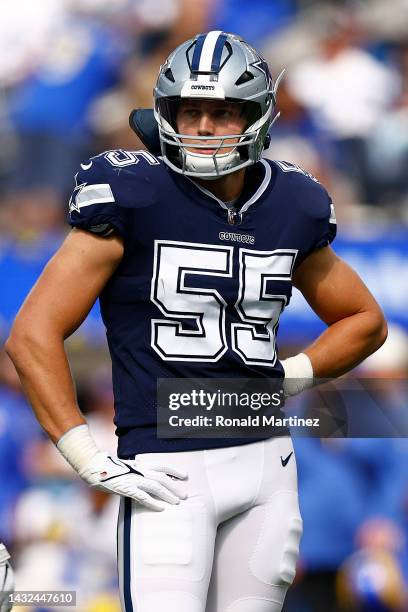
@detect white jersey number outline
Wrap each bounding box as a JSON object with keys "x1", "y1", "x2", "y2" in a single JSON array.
[
  {"x1": 104, "y1": 149, "x2": 159, "y2": 167},
  {"x1": 232, "y1": 249, "x2": 296, "y2": 366},
  {"x1": 151, "y1": 240, "x2": 297, "y2": 366}
]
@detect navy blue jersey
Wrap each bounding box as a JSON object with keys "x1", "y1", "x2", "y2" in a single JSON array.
[{"x1": 68, "y1": 150, "x2": 336, "y2": 455}]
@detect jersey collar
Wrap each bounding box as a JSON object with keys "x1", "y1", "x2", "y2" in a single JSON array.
[{"x1": 186, "y1": 159, "x2": 272, "y2": 214}]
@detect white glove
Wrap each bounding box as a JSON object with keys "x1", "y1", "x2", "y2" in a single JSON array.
[
  {"x1": 57, "y1": 425, "x2": 187, "y2": 511},
  {"x1": 0, "y1": 544, "x2": 14, "y2": 612},
  {"x1": 79, "y1": 453, "x2": 187, "y2": 511}
]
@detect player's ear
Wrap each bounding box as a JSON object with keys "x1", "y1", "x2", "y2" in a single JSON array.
[{"x1": 129, "y1": 109, "x2": 161, "y2": 155}]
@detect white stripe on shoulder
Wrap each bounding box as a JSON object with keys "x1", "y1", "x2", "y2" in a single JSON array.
[
  {"x1": 198, "y1": 31, "x2": 223, "y2": 72},
  {"x1": 329, "y1": 203, "x2": 337, "y2": 224},
  {"x1": 76, "y1": 183, "x2": 115, "y2": 209}
]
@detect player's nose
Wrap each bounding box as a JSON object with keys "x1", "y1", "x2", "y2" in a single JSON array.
[{"x1": 197, "y1": 112, "x2": 215, "y2": 136}]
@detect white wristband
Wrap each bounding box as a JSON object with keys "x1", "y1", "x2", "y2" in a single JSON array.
[
  {"x1": 281, "y1": 352, "x2": 314, "y2": 397},
  {"x1": 0, "y1": 543, "x2": 10, "y2": 564},
  {"x1": 56, "y1": 424, "x2": 100, "y2": 474}
]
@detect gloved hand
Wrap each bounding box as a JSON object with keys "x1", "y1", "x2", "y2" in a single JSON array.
[
  {"x1": 79, "y1": 452, "x2": 187, "y2": 511},
  {"x1": 57, "y1": 424, "x2": 187, "y2": 511}
]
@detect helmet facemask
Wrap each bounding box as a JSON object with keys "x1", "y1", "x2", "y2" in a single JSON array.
[{"x1": 155, "y1": 98, "x2": 273, "y2": 180}]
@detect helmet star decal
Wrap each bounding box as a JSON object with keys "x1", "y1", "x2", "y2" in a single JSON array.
[{"x1": 251, "y1": 59, "x2": 273, "y2": 92}]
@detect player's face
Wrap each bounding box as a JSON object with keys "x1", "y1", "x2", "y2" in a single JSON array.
[{"x1": 176, "y1": 99, "x2": 247, "y2": 154}]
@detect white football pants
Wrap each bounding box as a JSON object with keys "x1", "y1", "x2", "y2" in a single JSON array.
[{"x1": 117, "y1": 436, "x2": 302, "y2": 612}]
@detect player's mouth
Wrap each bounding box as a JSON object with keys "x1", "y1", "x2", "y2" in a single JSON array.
[
  {"x1": 195, "y1": 148, "x2": 218, "y2": 154},
  {"x1": 187, "y1": 144, "x2": 223, "y2": 155},
  {"x1": 183, "y1": 138, "x2": 237, "y2": 156}
]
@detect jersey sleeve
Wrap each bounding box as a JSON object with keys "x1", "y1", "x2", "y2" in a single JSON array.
[
  {"x1": 67, "y1": 157, "x2": 125, "y2": 237},
  {"x1": 285, "y1": 166, "x2": 337, "y2": 267},
  {"x1": 311, "y1": 189, "x2": 337, "y2": 251}
]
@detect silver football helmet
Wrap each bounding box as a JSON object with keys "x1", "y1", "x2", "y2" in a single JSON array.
[{"x1": 154, "y1": 31, "x2": 284, "y2": 179}]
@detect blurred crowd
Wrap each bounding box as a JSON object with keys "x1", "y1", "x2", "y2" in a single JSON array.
[{"x1": 1, "y1": 0, "x2": 408, "y2": 610}]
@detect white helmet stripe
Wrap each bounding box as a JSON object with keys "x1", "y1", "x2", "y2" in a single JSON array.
[{"x1": 198, "y1": 31, "x2": 223, "y2": 72}]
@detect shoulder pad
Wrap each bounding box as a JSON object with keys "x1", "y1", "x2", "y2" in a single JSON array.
[
  {"x1": 273, "y1": 159, "x2": 337, "y2": 252},
  {"x1": 129, "y1": 109, "x2": 161, "y2": 155},
  {"x1": 68, "y1": 153, "x2": 122, "y2": 236},
  {"x1": 67, "y1": 149, "x2": 163, "y2": 235},
  {"x1": 274, "y1": 159, "x2": 331, "y2": 217}
]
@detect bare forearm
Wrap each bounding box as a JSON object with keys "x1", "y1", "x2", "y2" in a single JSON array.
[
  {"x1": 5, "y1": 333, "x2": 85, "y2": 443},
  {"x1": 304, "y1": 310, "x2": 387, "y2": 378}
]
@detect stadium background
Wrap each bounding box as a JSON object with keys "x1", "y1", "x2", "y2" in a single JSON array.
[{"x1": 0, "y1": 0, "x2": 407, "y2": 610}]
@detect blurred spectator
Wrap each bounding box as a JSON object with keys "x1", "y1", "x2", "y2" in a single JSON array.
[
  {"x1": 76, "y1": 0, "x2": 214, "y2": 153},
  {"x1": 12, "y1": 364, "x2": 119, "y2": 610},
  {"x1": 356, "y1": 0, "x2": 408, "y2": 43},
  {"x1": 120, "y1": 0, "x2": 214, "y2": 120},
  {"x1": 284, "y1": 325, "x2": 408, "y2": 612},
  {"x1": 263, "y1": 80, "x2": 336, "y2": 199},
  {"x1": 6, "y1": 13, "x2": 127, "y2": 197},
  {"x1": 285, "y1": 8, "x2": 401, "y2": 204},
  {"x1": 365, "y1": 91, "x2": 408, "y2": 211},
  {"x1": 283, "y1": 436, "x2": 406, "y2": 612},
  {"x1": 209, "y1": 0, "x2": 296, "y2": 48},
  {"x1": 336, "y1": 549, "x2": 406, "y2": 611},
  {"x1": 13, "y1": 484, "x2": 119, "y2": 611},
  {"x1": 0, "y1": 194, "x2": 65, "y2": 333},
  {"x1": 0, "y1": 1, "x2": 64, "y2": 87},
  {"x1": 0, "y1": 191, "x2": 108, "y2": 344}
]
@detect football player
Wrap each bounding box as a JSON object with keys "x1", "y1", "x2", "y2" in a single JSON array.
[
  {"x1": 6, "y1": 32, "x2": 387, "y2": 612},
  {"x1": 0, "y1": 543, "x2": 13, "y2": 612}
]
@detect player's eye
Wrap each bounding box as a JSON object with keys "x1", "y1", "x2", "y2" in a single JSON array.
[
  {"x1": 182, "y1": 108, "x2": 200, "y2": 119},
  {"x1": 213, "y1": 109, "x2": 232, "y2": 120}
]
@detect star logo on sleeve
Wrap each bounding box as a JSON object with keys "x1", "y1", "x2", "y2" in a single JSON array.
[{"x1": 69, "y1": 175, "x2": 87, "y2": 214}]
